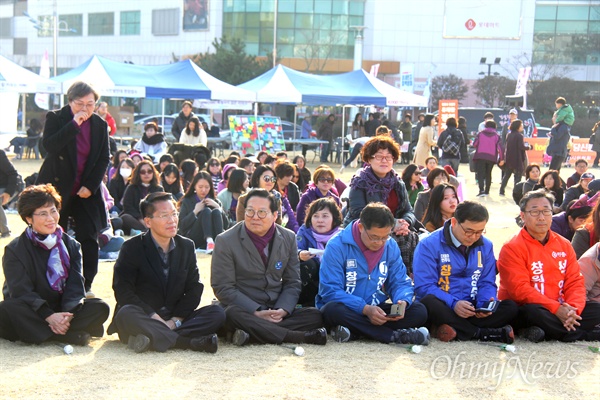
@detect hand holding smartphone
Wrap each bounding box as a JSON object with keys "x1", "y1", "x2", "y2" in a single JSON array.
[
  {"x1": 387, "y1": 302, "x2": 406, "y2": 317},
  {"x1": 475, "y1": 300, "x2": 499, "y2": 313}
]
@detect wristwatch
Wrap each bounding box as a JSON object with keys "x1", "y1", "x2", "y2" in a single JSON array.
[{"x1": 173, "y1": 319, "x2": 182, "y2": 328}]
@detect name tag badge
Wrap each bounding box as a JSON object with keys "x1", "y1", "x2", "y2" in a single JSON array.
[{"x1": 275, "y1": 261, "x2": 283, "y2": 270}]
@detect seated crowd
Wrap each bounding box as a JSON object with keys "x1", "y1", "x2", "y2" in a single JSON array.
[{"x1": 1, "y1": 98, "x2": 599, "y2": 354}]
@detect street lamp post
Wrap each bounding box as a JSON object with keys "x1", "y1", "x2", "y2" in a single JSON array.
[
  {"x1": 479, "y1": 57, "x2": 501, "y2": 76},
  {"x1": 24, "y1": 3, "x2": 76, "y2": 77}
]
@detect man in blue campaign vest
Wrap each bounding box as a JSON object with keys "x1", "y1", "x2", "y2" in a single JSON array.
[
  {"x1": 413, "y1": 201, "x2": 518, "y2": 343},
  {"x1": 317, "y1": 203, "x2": 429, "y2": 345}
]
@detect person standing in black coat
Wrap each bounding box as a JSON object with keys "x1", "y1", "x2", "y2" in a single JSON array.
[
  {"x1": 36, "y1": 82, "x2": 110, "y2": 297},
  {"x1": 171, "y1": 101, "x2": 196, "y2": 142},
  {"x1": 318, "y1": 114, "x2": 335, "y2": 163},
  {"x1": 499, "y1": 120, "x2": 530, "y2": 196},
  {"x1": 0, "y1": 149, "x2": 19, "y2": 237}
]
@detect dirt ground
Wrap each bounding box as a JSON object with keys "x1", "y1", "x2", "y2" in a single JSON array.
[{"x1": 0, "y1": 156, "x2": 598, "y2": 400}]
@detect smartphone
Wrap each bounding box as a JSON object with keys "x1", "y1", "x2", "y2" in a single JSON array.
[
  {"x1": 388, "y1": 303, "x2": 406, "y2": 317},
  {"x1": 475, "y1": 300, "x2": 499, "y2": 313}
]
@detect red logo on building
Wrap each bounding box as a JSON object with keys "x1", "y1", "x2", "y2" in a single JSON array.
[{"x1": 465, "y1": 19, "x2": 476, "y2": 31}]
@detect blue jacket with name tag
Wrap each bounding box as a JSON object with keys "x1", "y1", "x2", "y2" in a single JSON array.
[{"x1": 316, "y1": 222, "x2": 414, "y2": 315}]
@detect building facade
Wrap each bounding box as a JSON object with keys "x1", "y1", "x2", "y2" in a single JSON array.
[{"x1": 0, "y1": 0, "x2": 597, "y2": 100}]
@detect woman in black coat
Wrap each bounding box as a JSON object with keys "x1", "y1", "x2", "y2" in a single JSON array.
[
  {"x1": 120, "y1": 160, "x2": 164, "y2": 234},
  {"x1": 108, "y1": 158, "x2": 134, "y2": 214},
  {"x1": 0, "y1": 184, "x2": 109, "y2": 346},
  {"x1": 36, "y1": 82, "x2": 110, "y2": 296},
  {"x1": 499, "y1": 119, "x2": 529, "y2": 196}
]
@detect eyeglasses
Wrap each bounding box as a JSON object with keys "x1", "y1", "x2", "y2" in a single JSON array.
[
  {"x1": 413, "y1": 172, "x2": 421, "y2": 176},
  {"x1": 32, "y1": 209, "x2": 59, "y2": 219},
  {"x1": 363, "y1": 229, "x2": 392, "y2": 243},
  {"x1": 524, "y1": 209, "x2": 553, "y2": 217},
  {"x1": 457, "y1": 221, "x2": 486, "y2": 238},
  {"x1": 151, "y1": 212, "x2": 179, "y2": 221},
  {"x1": 72, "y1": 100, "x2": 96, "y2": 109},
  {"x1": 318, "y1": 177, "x2": 334, "y2": 183},
  {"x1": 245, "y1": 209, "x2": 270, "y2": 219},
  {"x1": 372, "y1": 155, "x2": 394, "y2": 162},
  {"x1": 140, "y1": 169, "x2": 154, "y2": 175},
  {"x1": 262, "y1": 176, "x2": 277, "y2": 183}
]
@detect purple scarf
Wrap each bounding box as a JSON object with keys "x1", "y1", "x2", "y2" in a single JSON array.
[
  {"x1": 26, "y1": 226, "x2": 71, "y2": 293},
  {"x1": 245, "y1": 223, "x2": 277, "y2": 266},
  {"x1": 351, "y1": 221, "x2": 385, "y2": 274},
  {"x1": 311, "y1": 227, "x2": 342, "y2": 250},
  {"x1": 349, "y1": 165, "x2": 399, "y2": 204}
]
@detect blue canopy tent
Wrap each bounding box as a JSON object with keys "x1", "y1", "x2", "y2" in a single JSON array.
[
  {"x1": 52, "y1": 55, "x2": 255, "y2": 101},
  {"x1": 238, "y1": 64, "x2": 386, "y2": 106}
]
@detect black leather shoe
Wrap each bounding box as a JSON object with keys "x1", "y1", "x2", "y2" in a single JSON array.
[
  {"x1": 127, "y1": 334, "x2": 151, "y2": 353},
  {"x1": 304, "y1": 327, "x2": 327, "y2": 345},
  {"x1": 231, "y1": 329, "x2": 250, "y2": 346},
  {"x1": 190, "y1": 334, "x2": 218, "y2": 353}
]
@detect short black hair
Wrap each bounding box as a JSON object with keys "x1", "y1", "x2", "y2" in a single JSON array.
[
  {"x1": 454, "y1": 201, "x2": 489, "y2": 223},
  {"x1": 519, "y1": 188, "x2": 555, "y2": 212},
  {"x1": 245, "y1": 188, "x2": 278, "y2": 213},
  {"x1": 140, "y1": 192, "x2": 175, "y2": 219},
  {"x1": 359, "y1": 203, "x2": 395, "y2": 230}
]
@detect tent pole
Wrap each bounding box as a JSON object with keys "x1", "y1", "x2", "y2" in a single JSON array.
[
  {"x1": 341, "y1": 105, "x2": 346, "y2": 165},
  {"x1": 21, "y1": 94, "x2": 27, "y2": 132},
  {"x1": 161, "y1": 98, "x2": 165, "y2": 134},
  {"x1": 292, "y1": 105, "x2": 298, "y2": 155}
]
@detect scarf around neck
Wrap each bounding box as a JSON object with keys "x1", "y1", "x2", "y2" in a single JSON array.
[
  {"x1": 245, "y1": 223, "x2": 277, "y2": 267},
  {"x1": 350, "y1": 165, "x2": 399, "y2": 204},
  {"x1": 311, "y1": 227, "x2": 341, "y2": 250},
  {"x1": 26, "y1": 226, "x2": 71, "y2": 293},
  {"x1": 352, "y1": 220, "x2": 386, "y2": 274},
  {"x1": 142, "y1": 132, "x2": 165, "y2": 145}
]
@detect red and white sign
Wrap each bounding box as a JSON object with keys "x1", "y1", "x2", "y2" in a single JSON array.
[
  {"x1": 443, "y1": 0, "x2": 522, "y2": 39},
  {"x1": 438, "y1": 100, "x2": 459, "y2": 132}
]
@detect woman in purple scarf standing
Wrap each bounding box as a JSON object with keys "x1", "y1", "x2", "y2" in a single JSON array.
[
  {"x1": 296, "y1": 197, "x2": 343, "y2": 306},
  {"x1": 343, "y1": 136, "x2": 418, "y2": 273},
  {"x1": 0, "y1": 184, "x2": 109, "y2": 346}
]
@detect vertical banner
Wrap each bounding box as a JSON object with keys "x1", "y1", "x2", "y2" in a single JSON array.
[
  {"x1": 228, "y1": 115, "x2": 286, "y2": 155},
  {"x1": 515, "y1": 66, "x2": 531, "y2": 109},
  {"x1": 400, "y1": 64, "x2": 414, "y2": 93},
  {"x1": 369, "y1": 64, "x2": 380, "y2": 77},
  {"x1": 438, "y1": 100, "x2": 459, "y2": 132},
  {"x1": 34, "y1": 50, "x2": 50, "y2": 110},
  {"x1": 183, "y1": 0, "x2": 209, "y2": 31}
]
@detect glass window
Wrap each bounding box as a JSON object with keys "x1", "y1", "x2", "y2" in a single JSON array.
[
  {"x1": 561, "y1": 6, "x2": 590, "y2": 21},
  {"x1": 332, "y1": 0, "x2": 348, "y2": 14},
  {"x1": 349, "y1": 0, "x2": 364, "y2": 16},
  {"x1": 278, "y1": 28, "x2": 295, "y2": 44},
  {"x1": 295, "y1": 14, "x2": 313, "y2": 29},
  {"x1": 260, "y1": 12, "x2": 274, "y2": 27},
  {"x1": 279, "y1": 13, "x2": 295, "y2": 28},
  {"x1": 535, "y1": 5, "x2": 557, "y2": 20},
  {"x1": 279, "y1": 0, "x2": 295, "y2": 13},
  {"x1": 152, "y1": 9, "x2": 179, "y2": 36},
  {"x1": 0, "y1": 17, "x2": 11, "y2": 38},
  {"x1": 261, "y1": 0, "x2": 274, "y2": 12},
  {"x1": 590, "y1": 21, "x2": 600, "y2": 33},
  {"x1": 246, "y1": 0, "x2": 260, "y2": 12},
  {"x1": 297, "y1": 0, "x2": 314, "y2": 13},
  {"x1": 331, "y1": 15, "x2": 348, "y2": 30},
  {"x1": 591, "y1": 6, "x2": 600, "y2": 21},
  {"x1": 534, "y1": 20, "x2": 555, "y2": 34},
  {"x1": 278, "y1": 44, "x2": 293, "y2": 57},
  {"x1": 13, "y1": 37, "x2": 27, "y2": 55},
  {"x1": 556, "y1": 21, "x2": 588, "y2": 34},
  {"x1": 232, "y1": 0, "x2": 246, "y2": 12},
  {"x1": 120, "y1": 11, "x2": 140, "y2": 36},
  {"x1": 246, "y1": 28, "x2": 260, "y2": 42},
  {"x1": 59, "y1": 14, "x2": 82, "y2": 37},
  {"x1": 261, "y1": 28, "x2": 274, "y2": 44},
  {"x1": 89, "y1": 12, "x2": 114, "y2": 36},
  {"x1": 315, "y1": 0, "x2": 332, "y2": 14},
  {"x1": 246, "y1": 13, "x2": 260, "y2": 28},
  {"x1": 246, "y1": 42, "x2": 259, "y2": 55}
]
